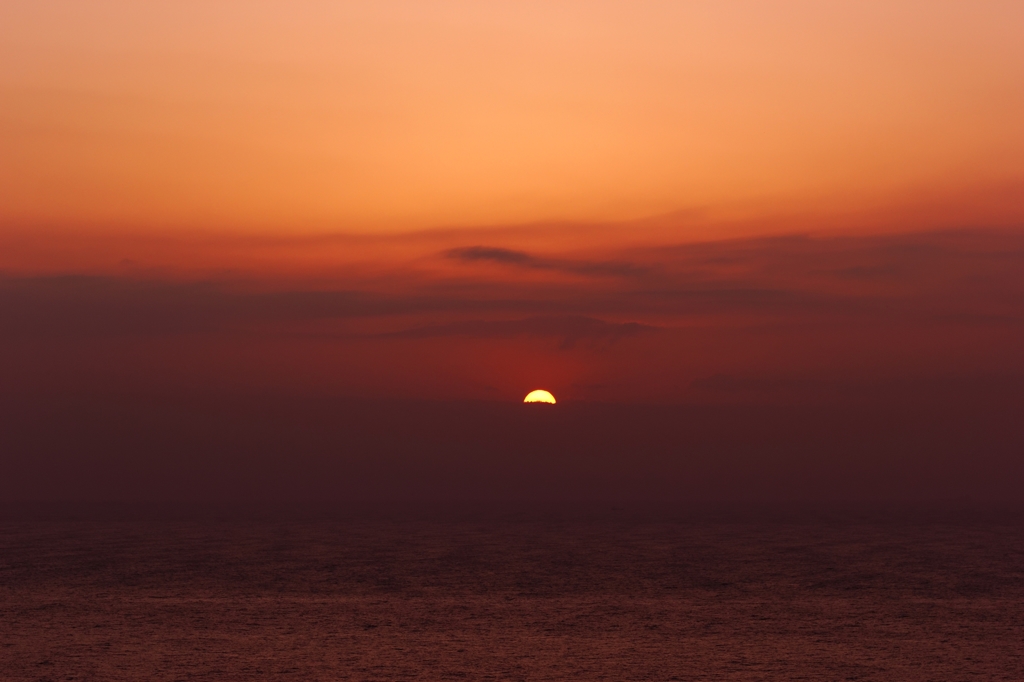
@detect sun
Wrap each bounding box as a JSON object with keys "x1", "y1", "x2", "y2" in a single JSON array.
[{"x1": 524, "y1": 389, "x2": 556, "y2": 404}]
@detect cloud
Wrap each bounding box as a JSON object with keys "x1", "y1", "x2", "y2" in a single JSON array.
[
  {"x1": 690, "y1": 372, "x2": 1024, "y2": 401},
  {"x1": 446, "y1": 246, "x2": 534, "y2": 266},
  {"x1": 2, "y1": 228, "x2": 1022, "y2": 344},
  {"x1": 382, "y1": 315, "x2": 658, "y2": 349},
  {"x1": 445, "y1": 246, "x2": 650, "y2": 278},
  {"x1": 690, "y1": 374, "x2": 836, "y2": 395}
]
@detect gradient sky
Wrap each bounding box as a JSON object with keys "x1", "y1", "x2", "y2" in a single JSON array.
[
  {"x1": 3, "y1": 0, "x2": 1023, "y2": 233},
  {"x1": 2, "y1": 1, "x2": 1023, "y2": 505}
]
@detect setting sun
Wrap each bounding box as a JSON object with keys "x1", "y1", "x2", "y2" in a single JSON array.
[{"x1": 524, "y1": 390, "x2": 556, "y2": 404}]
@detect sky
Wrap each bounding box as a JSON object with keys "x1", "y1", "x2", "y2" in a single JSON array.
[
  {"x1": 1, "y1": 1, "x2": 1023, "y2": 506},
  {"x1": 3, "y1": 0, "x2": 1024, "y2": 233}
]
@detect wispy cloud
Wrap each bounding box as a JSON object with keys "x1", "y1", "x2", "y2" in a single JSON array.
[
  {"x1": 445, "y1": 246, "x2": 650, "y2": 278},
  {"x1": 381, "y1": 315, "x2": 657, "y2": 349},
  {"x1": 2, "y1": 229, "x2": 1022, "y2": 344}
]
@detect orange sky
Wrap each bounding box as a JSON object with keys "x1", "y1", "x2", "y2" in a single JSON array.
[
  {"x1": 3, "y1": 0, "x2": 1023, "y2": 237},
  {"x1": 1, "y1": 1, "x2": 1023, "y2": 407},
  {"x1": 3, "y1": 4, "x2": 1024, "y2": 506}
]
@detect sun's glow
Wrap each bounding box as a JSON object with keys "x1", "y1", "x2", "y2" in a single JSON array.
[{"x1": 524, "y1": 390, "x2": 556, "y2": 404}]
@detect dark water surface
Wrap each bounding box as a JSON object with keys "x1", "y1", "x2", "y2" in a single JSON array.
[{"x1": 2, "y1": 514, "x2": 1023, "y2": 680}]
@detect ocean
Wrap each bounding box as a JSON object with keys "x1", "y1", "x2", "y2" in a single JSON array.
[{"x1": 2, "y1": 511, "x2": 1022, "y2": 680}]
